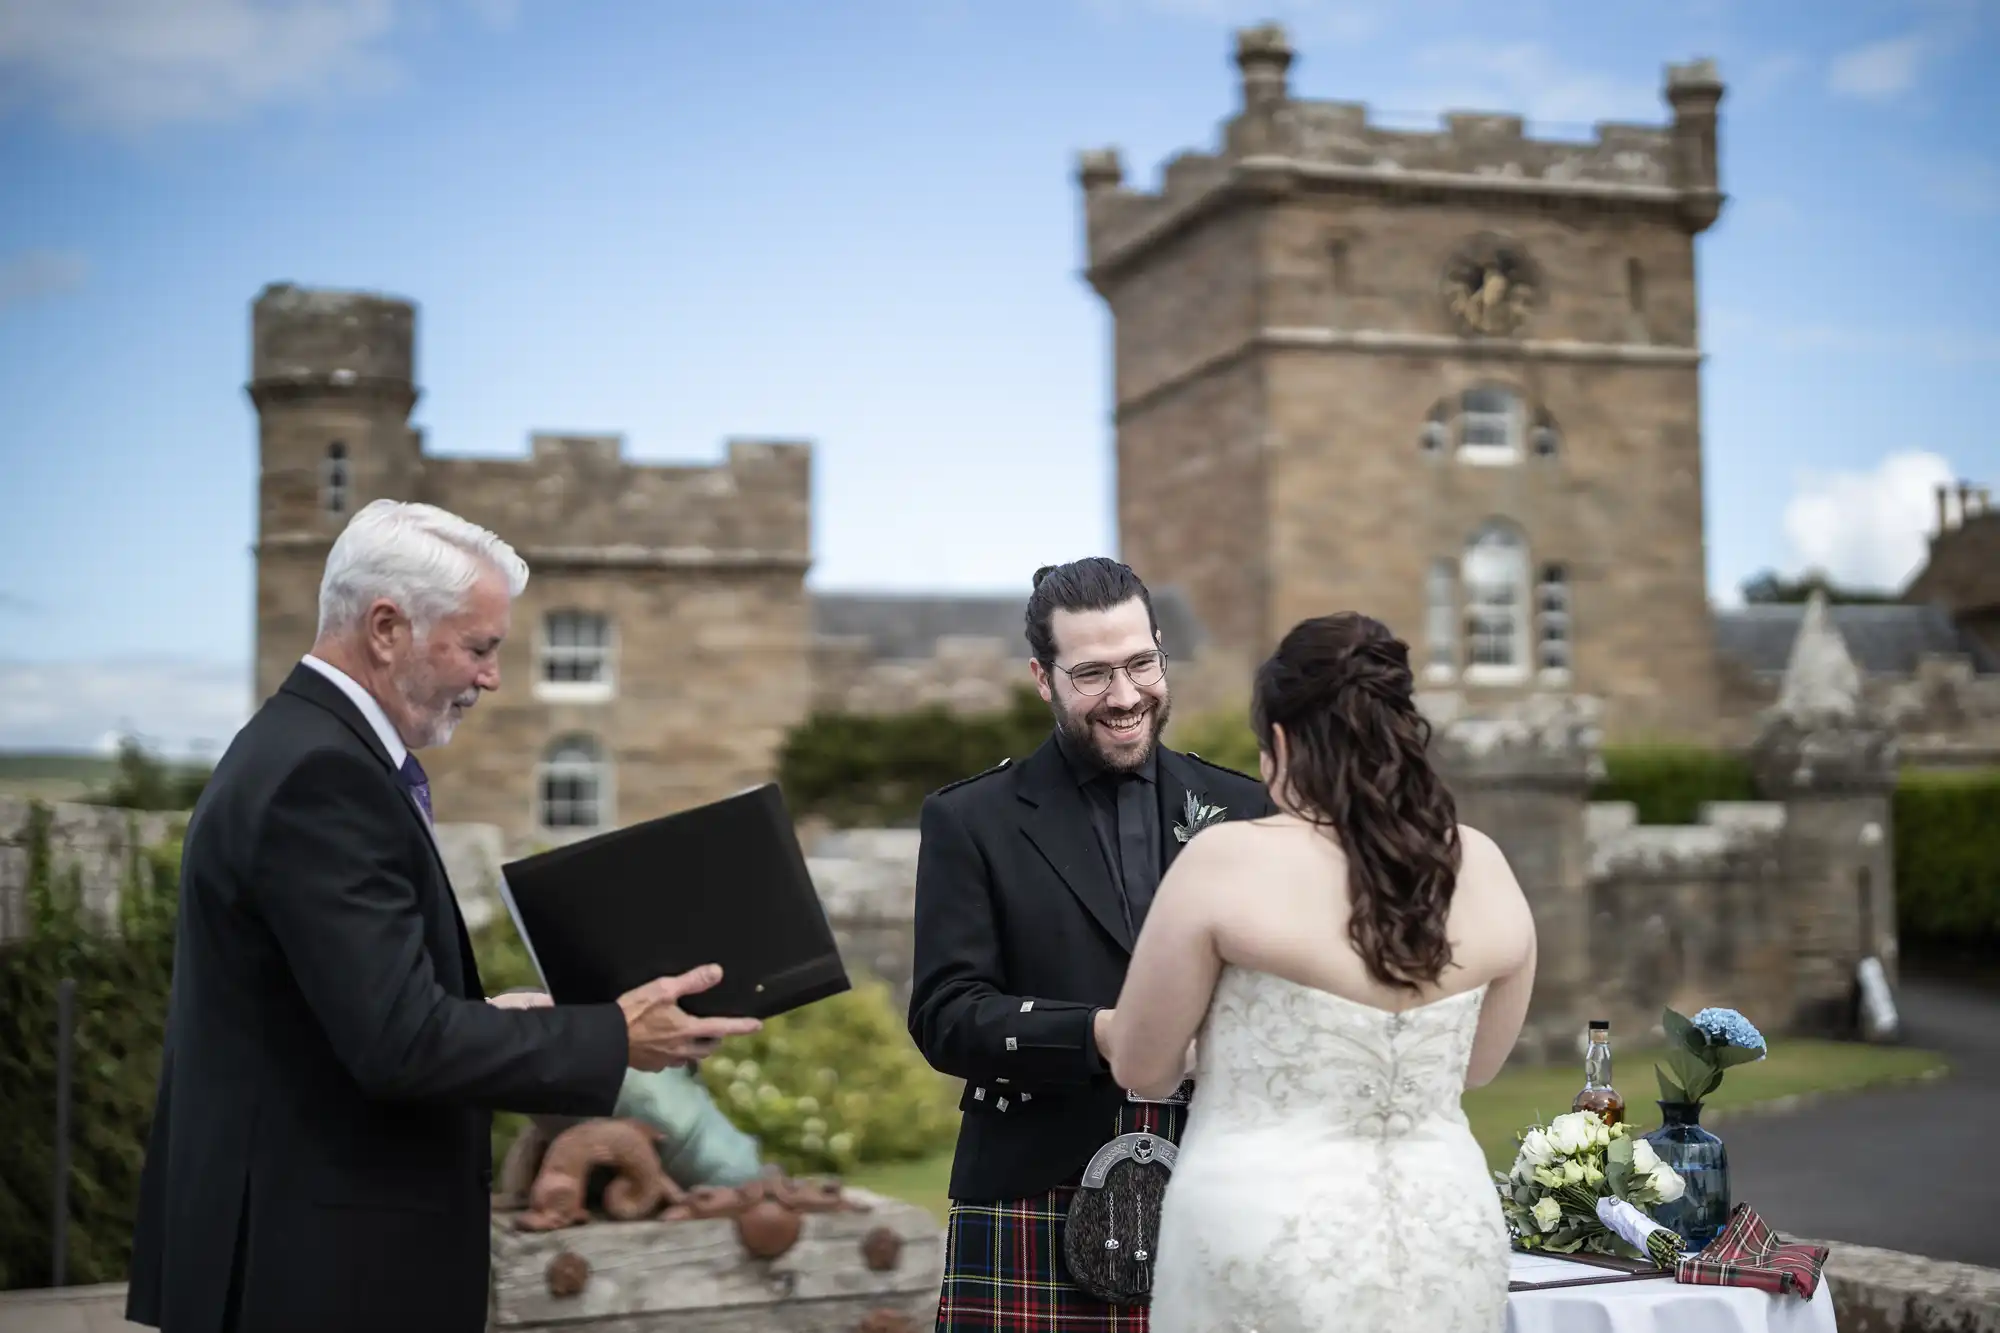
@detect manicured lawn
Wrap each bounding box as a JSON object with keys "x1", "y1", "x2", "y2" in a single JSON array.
[{"x1": 848, "y1": 1039, "x2": 1950, "y2": 1223}]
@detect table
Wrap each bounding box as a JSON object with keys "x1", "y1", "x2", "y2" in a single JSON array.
[{"x1": 1506, "y1": 1251, "x2": 1837, "y2": 1333}]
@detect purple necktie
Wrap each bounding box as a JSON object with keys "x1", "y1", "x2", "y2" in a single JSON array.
[{"x1": 398, "y1": 753, "x2": 433, "y2": 824}]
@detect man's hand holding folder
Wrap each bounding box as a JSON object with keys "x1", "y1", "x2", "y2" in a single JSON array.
[{"x1": 617, "y1": 963, "x2": 762, "y2": 1069}]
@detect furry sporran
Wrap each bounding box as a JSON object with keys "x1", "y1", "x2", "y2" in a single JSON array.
[{"x1": 1062, "y1": 1085, "x2": 1189, "y2": 1305}]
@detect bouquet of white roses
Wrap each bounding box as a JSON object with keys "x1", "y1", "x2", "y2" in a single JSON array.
[{"x1": 1494, "y1": 1110, "x2": 1686, "y2": 1262}]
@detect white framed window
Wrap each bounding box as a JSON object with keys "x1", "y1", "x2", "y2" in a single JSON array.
[
  {"x1": 538, "y1": 734, "x2": 608, "y2": 831},
  {"x1": 1537, "y1": 562, "x2": 1572, "y2": 681},
  {"x1": 536, "y1": 610, "x2": 614, "y2": 703},
  {"x1": 322, "y1": 441, "x2": 349, "y2": 516},
  {"x1": 1424, "y1": 559, "x2": 1457, "y2": 683},
  {"x1": 1458, "y1": 387, "x2": 1522, "y2": 465},
  {"x1": 1461, "y1": 522, "x2": 1530, "y2": 684}
]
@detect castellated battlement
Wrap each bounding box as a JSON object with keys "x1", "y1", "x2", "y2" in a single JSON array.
[
  {"x1": 1077, "y1": 24, "x2": 1725, "y2": 278},
  {"x1": 248, "y1": 282, "x2": 810, "y2": 567},
  {"x1": 424, "y1": 432, "x2": 811, "y2": 563},
  {"x1": 251, "y1": 282, "x2": 415, "y2": 394}
]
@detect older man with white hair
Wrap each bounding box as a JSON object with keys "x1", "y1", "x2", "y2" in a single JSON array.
[{"x1": 126, "y1": 500, "x2": 760, "y2": 1333}]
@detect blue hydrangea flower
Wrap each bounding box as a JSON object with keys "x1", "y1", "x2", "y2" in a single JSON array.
[{"x1": 1690, "y1": 1007, "x2": 1767, "y2": 1055}]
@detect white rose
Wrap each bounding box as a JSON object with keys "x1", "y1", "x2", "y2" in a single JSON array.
[
  {"x1": 1531, "y1": 1197, "x2": 1563, "y2": 1233},
  {"x1": 1631, "y1": 1139, "x2": 1661, "y2": 1174},
  {"x1": 1590, "y1": 1117, "x2": 1613, "y2": 1148},
  {"x1": 1650, "y1": 1166, "x2": 1686, "y2": 1204},
  {"x1": 1519, "y1": 1129, "x2": 1555, "y2": 1169},
  {"x1": 1562, "y1": 1159, "x2": 1586, "y2": 1184},
  {"x1": 1547, "y1": 1114, "x2": 1590, "y2": 1156}
]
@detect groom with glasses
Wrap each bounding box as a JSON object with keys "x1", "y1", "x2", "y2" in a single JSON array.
[{"x1": 908, "y1": 557, "x2": 1275, "y2": 1331}]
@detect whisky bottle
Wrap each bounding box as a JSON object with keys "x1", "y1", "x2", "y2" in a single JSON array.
[{"x1": 1571, "y1": 1019, "x2": 1626, "y2": 1126}]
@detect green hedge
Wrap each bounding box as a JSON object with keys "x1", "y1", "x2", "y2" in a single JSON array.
[
  {"x1": 1593, "y1": 744, "x2": 1759, "y2": 825},
  {"x1": 1893, "y1": 769, "x2": 2000, "y2": 951},
  {"x1": 0, "y1": 805, "x2": 182, "y2": 1292},
  {"x1": 778, "y1": 687, "x2": 1052, "y2": 826}
]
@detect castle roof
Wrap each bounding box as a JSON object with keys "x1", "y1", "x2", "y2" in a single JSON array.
[{"x1": 1715, "y1": 603, "x2": 1998, "y2": 677}]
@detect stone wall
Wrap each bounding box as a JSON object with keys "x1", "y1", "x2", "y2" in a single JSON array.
[{"x1": 0, "y1": 797, "x2": 180, "y2": 943}]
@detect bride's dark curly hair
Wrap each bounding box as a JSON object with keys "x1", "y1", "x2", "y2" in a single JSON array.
[{"x1": 1250, "y1": 612, "x2": 1461, "y2": 992}]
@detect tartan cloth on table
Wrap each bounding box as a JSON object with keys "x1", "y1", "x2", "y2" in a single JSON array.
[
  {"x1": 1675, "y1": 1203, "x2": 1831, "y2": 1298},
  {"x1": 935, "y1": 1094, "x2": 1187, "y2": 1331}
]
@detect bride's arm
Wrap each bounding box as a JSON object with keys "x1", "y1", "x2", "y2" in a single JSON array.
[
  {"x1": 1105, "y1": 825, "x2": 1233, "y2": 1098},
  {"x1": 1461, "y1": 827, "x2": 1538, "y2": 1089}
]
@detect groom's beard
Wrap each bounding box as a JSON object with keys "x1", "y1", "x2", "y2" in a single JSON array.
[{"x1": 1050, "y1": 688, "x2": 1171, "y2": 774}]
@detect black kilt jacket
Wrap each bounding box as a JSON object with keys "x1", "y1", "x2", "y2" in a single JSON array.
[{"x1": 906, "y1": 733, "x2": 1275, "y2": 1203}]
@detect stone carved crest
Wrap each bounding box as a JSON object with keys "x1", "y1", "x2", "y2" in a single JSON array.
[{"x1": 1441, "y1": 235, "x2": 1539, "y2": 337}]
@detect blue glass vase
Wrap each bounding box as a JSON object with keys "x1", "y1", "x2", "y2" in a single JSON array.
[{"x1": 1642, "y1": 1100, "x2": 1731, "y2": 1252}]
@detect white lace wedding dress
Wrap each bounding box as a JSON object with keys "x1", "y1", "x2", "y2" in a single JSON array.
[{"x1": 1149, "y1": 966, "x2": 1510, "y2": 1333}]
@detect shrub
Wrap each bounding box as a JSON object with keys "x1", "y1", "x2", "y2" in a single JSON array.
[
  {"x1": 0, "y1": 805, "x2": 182, "y2": 1292},
  {"x1": 469, "y1": 919, "x2": 959, "y2": 1179},
  {"x1": 778, "y1": 687, "x2": 1051, "y2": 826},
  {"x1": 1893, "y1": 769, "x2": 2000, "y2": 952},
  {"x1": 698, "y1": 979, "x2": 959, "y2": 1176},
  {"x1": 1592, "y1": 744, "x2": 1758, "y2": 825},
  {"x1": 1166, "y1": 706, "x2": 1262, "y2": 776}
]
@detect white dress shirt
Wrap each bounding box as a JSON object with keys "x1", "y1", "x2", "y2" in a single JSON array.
[{"x1": 300, "y1": 654, "x2": 409, "y2": 770}]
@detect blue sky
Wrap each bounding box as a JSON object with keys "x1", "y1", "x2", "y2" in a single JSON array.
[{"x1": 0, "y1": 0, "x2": 1996, "y2": 754}]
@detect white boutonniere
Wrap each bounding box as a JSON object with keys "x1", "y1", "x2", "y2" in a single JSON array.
[{"x1": 1174, "y1": 791, "x2": 1229, "y2": 843}]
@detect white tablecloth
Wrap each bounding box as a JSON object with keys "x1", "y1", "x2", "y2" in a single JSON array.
[{"x1": 1505, "y1": 1251, "x2": 1837, "y2": 1333}]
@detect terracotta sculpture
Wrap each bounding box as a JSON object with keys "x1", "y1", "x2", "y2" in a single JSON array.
[{"x1": 516, "y1": 1118, "x2": 683, "y2": 1231}]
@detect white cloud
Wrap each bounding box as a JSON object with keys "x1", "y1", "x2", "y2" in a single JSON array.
[
  {"x1": 1781, "y1": 451, "x2": 1956, "y2": 592},
  {"x1": 1402, "y1": 41, "x2": 1659, "y2": 127},
  {"x1": 0, "y1": 0, "x2": 518, "y2": 132},
  {"x1": 0, "y1": 249, "x2": 88, "y2": 310},
  {"x1": 1827, "y1": 33, "x2": 1927, "y2": 100},
  {"x1": 0, "y1": 657, "x2": 250, "y2": 759}
]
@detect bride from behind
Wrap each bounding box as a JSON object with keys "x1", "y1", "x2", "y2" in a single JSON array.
[{"x1": 1101, "y1": 611, "x2": 1537, "y2": 1333}]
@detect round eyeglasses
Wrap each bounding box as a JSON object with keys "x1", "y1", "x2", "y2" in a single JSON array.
[{"x1": 1050, "y1": 650, "x2": 1168, "y2": 697}]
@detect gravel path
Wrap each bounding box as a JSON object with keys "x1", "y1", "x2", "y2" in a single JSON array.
[{"x1": 1718, "y1": 972, "x2": 2000, "y2": 1268}]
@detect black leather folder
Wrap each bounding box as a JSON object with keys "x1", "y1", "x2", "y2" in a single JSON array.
[{"x1": 496, "y1": 782, "x2": 850, "y2": 1019}]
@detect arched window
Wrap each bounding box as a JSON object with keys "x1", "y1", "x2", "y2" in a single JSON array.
[
  {"x1": 538, "y1": 734, "x2": 607, "y2": 830},
  {"x1": 1537, "y1": 562, "x2": 1572, "y2": 677},
  {"x1": 1461, "y1": 522, "x2": 1530, "y2": 682},
  {"x1": 321, "y1": 441, "x2": 349, "y2": 516},
  {"x1": 1458, "y1": 387, "x2": 1522, "y2": 464},
  {"x1": 536, "y1": 610, "x2": 614, "y2": 701}
]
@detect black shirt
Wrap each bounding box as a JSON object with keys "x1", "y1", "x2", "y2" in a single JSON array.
[{"x1": 1053, "y1": 725, "x2": 1163, "y2": 937}]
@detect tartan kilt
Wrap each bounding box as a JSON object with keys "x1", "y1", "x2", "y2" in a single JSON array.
[{"x1": 935, "y1": 1096, "x2": 1186, "y2": 1332}]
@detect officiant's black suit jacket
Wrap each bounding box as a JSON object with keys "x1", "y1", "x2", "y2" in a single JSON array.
[
  {"x1": 908, "y1": 733, "x2": 1275, "y2": 1203},
  {"x1": 126, "y1": 663, "x2": 631, "y2": 1333}
]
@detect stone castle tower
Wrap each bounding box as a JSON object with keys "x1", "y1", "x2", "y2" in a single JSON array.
[
  {"x1": 248, "y1": 283, "x2": 816, "y2": 840},
  {"x1": 1078, "y1": 25, "x2": 1728, "y2": 738}
]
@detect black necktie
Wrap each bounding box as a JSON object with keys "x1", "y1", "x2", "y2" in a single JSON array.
[
  {"x1": 1116, "y1": 775, "x2": 1154, "y2": 933},
  {"x1": 398, "y1": 753, "x2": 433, "y2": 824}
]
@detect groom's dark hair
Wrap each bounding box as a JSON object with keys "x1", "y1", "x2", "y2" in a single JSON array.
[{"x1": 1023, "y1": 558, "x2": 1158, "y2": 667}]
